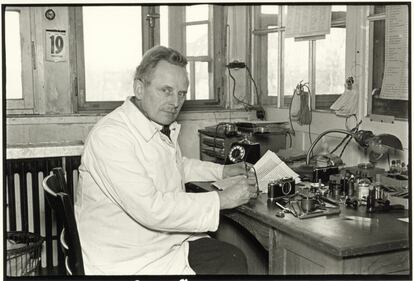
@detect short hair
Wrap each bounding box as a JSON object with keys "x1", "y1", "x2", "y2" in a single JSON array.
[{"x1": 134, "y1": 46, "x2": 188, "y2": 84}]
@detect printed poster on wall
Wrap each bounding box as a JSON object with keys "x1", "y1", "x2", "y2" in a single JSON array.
[
  {"x1": 285, "y1": 6, "x2": 332, "y2": 40},
  {"x1": 45, "y1": 29, "x2": 67, "y2": 62},
  {"x1": 380, "y1": 5, "x2": 409, "y2": 100}
]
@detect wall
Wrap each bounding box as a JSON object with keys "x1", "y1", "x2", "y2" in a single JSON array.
[{"x1": 265, "y1": 107, "x2": 409, "y2": 170}]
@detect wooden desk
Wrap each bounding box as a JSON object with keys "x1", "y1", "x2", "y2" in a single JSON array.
[{"x1": 187, "y1": 182, "x2": 410, "y2": 275}]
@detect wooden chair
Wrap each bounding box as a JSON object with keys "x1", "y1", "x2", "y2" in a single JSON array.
[{"x1": 42, "y1": 168, "x2": 84, "y2": 275}]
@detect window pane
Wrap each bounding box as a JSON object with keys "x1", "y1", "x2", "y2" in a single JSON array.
[
  {"x1": 315, "y1": 28, "x2": 346, "y2": 96},
  {"x1": 268, "y1": 31, "x2": 279, "y2": 97},
  {"x1": 82, "y1": 7, "x2": 142, "y2": 101},
  {"x1": 186, "y1": 24, "x2": 208, "y2": 56},
  {"x1": 195, "y1": 62, "x2": 209, "y2": 100},
  {"x1": 261, "y1": 5, "x2": 279, "y2": 14},
  {"x1": 5, "y1": 11, "x2": 23, "y2": 100},
  {"x1": 160, "y1": 6, "x2": 169, "y2": 46},
  {"x1": 284, "y1": 37, "x2": 308, "y2": 100},
  {"x1": 186, "y1": 61, "x2": 209, "y2": 100},
  {"x1": 332, "y1": 5, "x2": 346, "y2": 11},
  {"x1": 186, "y1": 5, "x2": 208, "y2": 22}
]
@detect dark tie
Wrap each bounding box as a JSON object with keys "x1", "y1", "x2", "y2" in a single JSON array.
[{"x1": 160, "y1": 125, "x2": 171, "y2": 139}]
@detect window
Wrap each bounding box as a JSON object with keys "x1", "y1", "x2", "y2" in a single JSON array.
[
  {"x1": 74, "y1": 6, "x2": 144, "y2": 111},
  {"x1": 5, "y1": 7, "x2": 35, "y2": 113},
  {"x1": 252, "y1": 5, "x2": 347, "y2": 110},
  {"x1": 74, "y1": 4, "x2": 226, "y2": 112}
]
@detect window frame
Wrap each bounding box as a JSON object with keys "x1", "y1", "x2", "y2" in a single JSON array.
[
  {"x1": 73, "y1": 5, "x2": 155, "y2": 113},
  {"x1": 166, "y1": 5, "x2": 226, "y2": 110},
  {"x1": 5, "y1": 6, "x2": 35, "y2": 114},
  {"x1": 252, "y1": 5, "x2": 347, "y2": 111}
]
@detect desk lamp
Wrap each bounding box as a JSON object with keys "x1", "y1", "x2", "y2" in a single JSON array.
[{"x1": 306, "y1": 129, "x2": 403, "y2": 165}]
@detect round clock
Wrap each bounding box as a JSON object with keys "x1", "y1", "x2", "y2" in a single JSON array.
[{"x1": 45, "y1": 9, "x2": 56, "y2": 21}]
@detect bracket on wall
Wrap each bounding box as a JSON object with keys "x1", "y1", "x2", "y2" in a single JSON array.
[{"x1": 369, "y1": 114, "x2": 395, "y2": 124}]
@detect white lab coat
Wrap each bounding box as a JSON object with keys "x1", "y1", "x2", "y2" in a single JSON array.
[{"x1": 75, "y1": 97, "x2": 223, "y2": 275}]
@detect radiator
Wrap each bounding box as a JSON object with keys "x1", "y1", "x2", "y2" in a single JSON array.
[{"x1": 5, "y1": 156, "x2": 81, "y2": 274}]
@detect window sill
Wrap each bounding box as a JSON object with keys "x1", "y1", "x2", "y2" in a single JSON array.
[
  {"x1": 7, "y1": 140, "x2": 84, "y2": 159},
  {"x1": 7, "y1": 109, "x2": 257, "y2": 125}
]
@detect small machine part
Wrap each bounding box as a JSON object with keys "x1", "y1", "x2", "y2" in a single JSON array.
[
  {"x1": 366, "y1": 186, "x2": 376, "y2": 213},
  {"x1": 345, "y1": 197, "x2": 359, "y2": 209},
  {"x1": 275, "y1": 210, "x2": 285, "y2": 218},
  {"x1": 313, "y1": 166, "x2": 339, "y2": 185},
  {"x1": 223, "y1": 123, "x2": 238, "y2": 137},
  {"x1": 301, "y1": 198, "x2": 316, "y2": 213},
  {"x1": 268, "y1": 177, "x2": 295, "y2": 200}
]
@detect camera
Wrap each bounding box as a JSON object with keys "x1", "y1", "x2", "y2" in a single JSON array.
[{"x1": 268, "y1": 177, "x2": 295, "y2": 200}]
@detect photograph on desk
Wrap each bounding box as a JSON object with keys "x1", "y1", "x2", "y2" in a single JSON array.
[{"x1": 3, "y1": 1, "x2": 411, "y2": 281}]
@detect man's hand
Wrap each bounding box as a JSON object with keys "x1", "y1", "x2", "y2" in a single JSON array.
[
  {"x1": 222, "y1": 162, "x2": 254, "y2": 178},
  {"x1": 217, "y1": 175, "x2": 258, "y2": 210}
]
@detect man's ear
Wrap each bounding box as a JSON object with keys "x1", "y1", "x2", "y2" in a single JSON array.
[{"x1": 133, "y1": 79, "x2": 144, "y2": 99}]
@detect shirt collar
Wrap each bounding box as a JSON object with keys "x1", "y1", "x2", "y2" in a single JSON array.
[{"x1": 121, "y1": 97, "x2": 180, "y2": 142}]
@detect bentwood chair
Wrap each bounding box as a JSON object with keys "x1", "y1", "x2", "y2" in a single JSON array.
[{"x1": 42, "y1": 168, "x2": 84, "y2": 275}]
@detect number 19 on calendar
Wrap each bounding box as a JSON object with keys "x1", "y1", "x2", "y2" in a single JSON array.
[{"x1": 46, "y1": 30, "x2": 67, "y2": 62}]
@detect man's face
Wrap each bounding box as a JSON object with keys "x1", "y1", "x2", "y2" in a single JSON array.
[{"x1": 135, "y1": 60, "x2": 189, "y2": 125}]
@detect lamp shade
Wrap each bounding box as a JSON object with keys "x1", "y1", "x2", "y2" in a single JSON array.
[{"x1": 367, "y1": 134, "x2": 403, "y2": 162}]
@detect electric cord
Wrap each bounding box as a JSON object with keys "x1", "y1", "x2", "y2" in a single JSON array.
[
  {"x1": 330, "y1": 135, "x2": 352, "y2": 154},
  {"x1": 330, "y1": 117, "x2": 361, "y2": 155},
  {"x1": 288, "y1": 87, "x2": 296, "y2": 136},
  {"x1": 288, "y1": 82, "x2": 313, "y2": 142},
  {"x1": 286, "y1": 131, "x2": 292, "y2": 148},
  {"x1": 300, "y1": 84, "x2": 312, "y2": 124},
  {"x1": 339, "y1": 135, "x2": 353, "y2": 158},
  {"x1": 294, "y1": 83, "x2": 312, "y2": 145},
  {"x1": 227, "y1": 68, "x2": 253, "y2": 110},
  {"x1": 245, "y1": 65, "x2": 260, "y2": 105}
]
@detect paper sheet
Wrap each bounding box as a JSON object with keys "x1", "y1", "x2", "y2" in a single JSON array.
[
  {"x1": 285, "y1": 6, "x2": 332, "y2": 39},
  {"x1": 380, "y1": 5, "x2": 409, "y2": 100},
  {"x1": 254, "y1": 150, "x2": 300, "y2": 193}
]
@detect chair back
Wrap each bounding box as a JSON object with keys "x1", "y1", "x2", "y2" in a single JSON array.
[
  {"x1": 53, "y1": 167, "x2": 71, "y2": 195},
  {"x1": 42, "y1": 171, "x2": 84, "y2": 275}
]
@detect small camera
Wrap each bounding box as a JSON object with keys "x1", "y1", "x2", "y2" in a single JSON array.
[{"x1": 268, "y1": 177, "x2": 295, "y2": 200}]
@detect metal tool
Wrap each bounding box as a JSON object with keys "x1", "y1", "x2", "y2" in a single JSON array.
[{"x1": 275, "y1": 202, "x2": 297, "y2": 217}]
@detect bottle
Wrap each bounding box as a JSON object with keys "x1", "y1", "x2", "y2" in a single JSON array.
[
  {"x1": 366, "y1": 185, "x2": 376, "y2": 213},
  {"x1": 396, "y1": 160, "x2": 402, "y2": 174},
  {"x1": 357, "y1": 173, "x2": 371, "y2": 202},
  {"x1": 390, "y1": 160, "x2": 396, "y2": 173},
  {"x1": 347, "y1": 175, "x2": 355, "y2": 197},
  {"x1": 401, "y1": 162, "x2": 408, "y2": 176},
  {"x1": 373, "y1": 174, "x2": 382, "y2": 200}
]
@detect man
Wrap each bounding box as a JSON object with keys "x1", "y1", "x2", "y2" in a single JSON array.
[{"x1": 75, "y1": 46, "x2": 257, "y2": 275}]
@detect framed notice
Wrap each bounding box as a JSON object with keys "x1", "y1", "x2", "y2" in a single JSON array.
[{"x1": 45, "y1": 29, "x2": 67, "y2": 62}]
